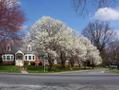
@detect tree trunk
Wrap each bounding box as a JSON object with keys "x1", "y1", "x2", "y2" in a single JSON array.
[
  {"x1": 60, "y1": 52, "x2": 66, "y2": 69},
  {"x1": 47, "y1": 54, "x2": 53, "y2": 71}
]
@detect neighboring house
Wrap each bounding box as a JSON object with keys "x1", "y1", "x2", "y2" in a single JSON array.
[
  {"x1": 2, "y1": 43, "x2": 15, "y2": 65},
  {"x1": 1, "y1": 44, "x2": 41, "y2": 66},
  {"x1": 0, "y1": 41, "x2": 58, "y2": 67}
]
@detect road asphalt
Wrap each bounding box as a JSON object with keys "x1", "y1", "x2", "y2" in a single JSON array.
[{"x1": 0, "y1": 70, "x2": 119, "y2": 90}]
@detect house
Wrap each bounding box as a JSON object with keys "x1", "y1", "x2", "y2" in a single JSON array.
[
  {"x1": 1, "y1": 43, "x2": 15, "y2": 65},
  {"x1": 1, "y1": 43, "x2": 41, "y2": 66}
]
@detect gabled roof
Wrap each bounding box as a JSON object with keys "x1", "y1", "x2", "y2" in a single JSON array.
[
  {"x1": 0, "y1": 39, "x2": 22, "y2": 54},
  {"x1": 15, "y1": 50, "x2": 24, "y2": 55}
]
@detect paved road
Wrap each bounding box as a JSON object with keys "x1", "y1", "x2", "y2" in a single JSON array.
[{"x1": 0, "y1": 70, "x2": 119, "y2": 90}]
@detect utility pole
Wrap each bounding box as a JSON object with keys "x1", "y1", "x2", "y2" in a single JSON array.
[
  {"x1": 43, "y1": 58, "x2": 45, "y2": 72},
  {"x1": 42, "y1": 49, "x2": 48, "y2": 73}
]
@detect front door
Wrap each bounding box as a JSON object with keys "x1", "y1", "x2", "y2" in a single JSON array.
[{"x1": 15, "y1": 53, "x2": 24, "y2": 66}]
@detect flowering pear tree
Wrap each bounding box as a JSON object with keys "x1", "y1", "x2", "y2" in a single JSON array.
[
  {"x1": 24, "y1": 16, "x2": 102, "y2": 69},
  {"x1": 80, "y1": 36, "x2": 102, "y2": 68}
]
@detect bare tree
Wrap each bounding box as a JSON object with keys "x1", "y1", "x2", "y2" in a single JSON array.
[
  {"x1": 82, "y1": 21, "x2": 114, "y2": 65},
  {"x1": 72, "y1": 0, "x2": 117, "y2": 15},
  {"x1": 106, "y1": 39, "x2": 119, "y2": 68}
]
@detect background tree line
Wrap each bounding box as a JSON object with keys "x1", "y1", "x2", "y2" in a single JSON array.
[
  {"x1": 73, "y1": 0, "x2": 119, "y2": 68},
  {"x1": 82, "y1": 20, "x2": 116, "y2": 66}
]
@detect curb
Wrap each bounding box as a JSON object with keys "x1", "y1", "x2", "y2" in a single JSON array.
[{"x1": 0, "y1": 70, "x2": 91, "y2": 76}]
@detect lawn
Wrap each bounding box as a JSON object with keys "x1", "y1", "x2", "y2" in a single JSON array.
[
  {"x1": 26, "y1": 66, "x2": 72, "y2": 73},
  {"x1": 26, "y1": 66, "x2": 46, "y2": 73},
  {"x1": 108, "y1": 69, "x2": 119, "y2": 73},
  {"x1": 0, "y1": 66, "x2": 20, "y2": 73},
  {"x1": 0, "y1": 65, "x2": 97, "y2": 73},
  {"x1": 26, "y1": 65, "x2": 92, "y2": 73}
]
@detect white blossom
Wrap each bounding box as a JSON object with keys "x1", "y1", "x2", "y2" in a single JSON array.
[{"x1": 23, "y1": 16, "x2": 102, "y2": 66}]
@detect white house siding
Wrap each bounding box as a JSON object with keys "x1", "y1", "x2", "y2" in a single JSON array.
[
  {"x1": 24, "y1": 54, "x2": 35, "y2": 62},
  {"x1": 2, "y1": 54, "x2": 14, "y2": 61},
  {"x1": 54, "y1": 59, "x2": 57, "y2": 64},
  {"x1": 15, "y1": 60, "x2": 24, "y2": 66}
]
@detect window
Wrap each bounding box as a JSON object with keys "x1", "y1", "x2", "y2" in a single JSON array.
[
  {"x1": 27, "y1": 45, "x2": 32, "y2": 51},
  {"x1": 29, "y1": 56, "x2": 31, "y2": 60},
  {"x1": 7, "y1": 56, "x2": 10, "y2": 60},
  {"x1": 3, "y1": 56, "x2": 5, "y2": 61},
  {"x1": 25, "y1": 56, "x2": 27, "y2": 60},
  {"x1": 33, "y1": 56, "x2": 35, "y2": 60},
  {"x1": 29, "y1": 47, "x2": 31, "y2": 51},
  {"x1": 15, "y1": 52, "x2": 24, "y2": 60},
  {"x1": 11, "y1": 56, "x2": 14, "y2": 60}
]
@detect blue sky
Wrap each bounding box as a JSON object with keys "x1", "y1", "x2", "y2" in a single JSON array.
[
  {"x1": 20, "y1": 0, "x2": 90, "y2": 32},
  {"x1": 20, "y1": 0, "x2": 119, "y2": 33}
]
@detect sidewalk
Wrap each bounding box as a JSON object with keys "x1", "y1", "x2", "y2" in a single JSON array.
[{"x1": 20, "y1": 67, "x2": 28, "y2": 74}]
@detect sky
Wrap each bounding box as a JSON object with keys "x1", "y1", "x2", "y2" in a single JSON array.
[
  {"x1": 20, "y1": 0, "x2": 119, "y2": 33},
  {"x1": 20, "y1": 0, "x2": 90, "y2": 32}
]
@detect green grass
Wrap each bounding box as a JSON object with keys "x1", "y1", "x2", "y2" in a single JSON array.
[
  {"x1": 0, "y1": 65, "x2": 101, "y2": 73},
  {"x1": 0, "y1": 66, "x2": 20, "y2": 73},
  {"x1": 108, "y1": 69, "x2": 119, "y2": 73},
  {"x1": 0, "y1": 65, "x2": 103, "y2": 73},
  {"x1": 26, "y1": 66, "x2": 46, "y2": 73},
  {"x1": 26, "y1": 65, "x2": 92, "y2": 73},
  {"x1": 26, "y1": 66, "x2": 72, "y2": 73}
]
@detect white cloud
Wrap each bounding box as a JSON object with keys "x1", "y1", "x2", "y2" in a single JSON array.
[{"x1": 94, "y1": 7, "x2": 119, "y2": 21}]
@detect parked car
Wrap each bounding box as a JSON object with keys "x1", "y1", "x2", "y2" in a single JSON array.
[{"x1": 109, "y1": 64, "x2": 118, "y2": 69}]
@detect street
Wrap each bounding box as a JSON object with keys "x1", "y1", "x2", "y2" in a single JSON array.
[{"x1": 0, "y1": 71, "x2": 119, "y2": 90}]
